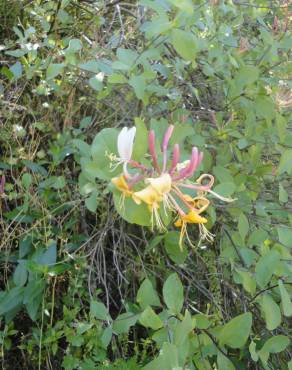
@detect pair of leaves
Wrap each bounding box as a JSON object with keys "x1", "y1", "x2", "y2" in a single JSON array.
[{"x1": 137, "y1": 273, "x2": 184, "y2": 315}]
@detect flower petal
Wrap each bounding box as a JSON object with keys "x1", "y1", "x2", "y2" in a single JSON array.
[{"x1": 117, "y1": 126, "x2": 136, "y2": 161}]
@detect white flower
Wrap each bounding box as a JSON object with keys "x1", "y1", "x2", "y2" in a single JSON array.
[
  {"x1": 117, "y1": 127, "x2": 136, "y2": 177},
  {"x1": 118, "y1": 127, "x2": 136, "y2": 161}
]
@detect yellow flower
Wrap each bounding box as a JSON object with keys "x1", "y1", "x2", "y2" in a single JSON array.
[
  {"x1": 132, "y1": 185, "x2": 163, "y2": 206},
  {"x1": 111, "y1": 175, "x2": 132, "y2": 197},
  {"x1": 132, "y1": 185, "x2": 165, "y2": 230},
  {"x1": 175, "y1": 210, "x2": 209, "y2": 249},
  {"x1": 174, "y1": 210, "x2": 207, "y2": 228},
  {"x1": 146, "y1": 173, "x2": 172, "y2": 195}
]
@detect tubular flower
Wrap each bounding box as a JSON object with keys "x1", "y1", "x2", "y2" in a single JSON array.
[
  {"x1": 112, "y1": 175, "x2": 132, "y2": 196},
  {"x1": 111, "y1": 125, "x2": 235, "y2": 246},
  {"x1": 117, "y1": 126, "x2": 136, "y2": 163},
  {"x1": 146, "y1": 173, "x2": 172, "y2": 195},
  {"x1": 109, "y1": 126, "x2": 136, "y2": 178},
  {"x1": 132, "y1": 185, "x2": 165, "y2": 230},
  {"x1": 111, "y1": 175, "x2": 133, "y2": 207}
]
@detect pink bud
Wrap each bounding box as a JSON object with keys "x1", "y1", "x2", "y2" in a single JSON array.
[
  {"x1": 161, "y1": 125, "x2": 174, "y2": 172},
  {"x1": 169, "y1": 144, "x2": 180, "y2": 175},
  {"x1": 161, "y1": 125, "x2": 174, "y2": 151},
  {"x1": 174, "y1": 147, "x2": 202, "y2": 180},
  {"x1": 149, "y1": 130, "x2": 160, "y2": 173}
]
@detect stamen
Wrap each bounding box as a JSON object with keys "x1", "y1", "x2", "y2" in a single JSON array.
[
  {"x1": 199, "y1": 224, "x2": 214, "y2": 242},
  {"x1": 168, "y1": 192, "x2": 186, "y2": 216}
]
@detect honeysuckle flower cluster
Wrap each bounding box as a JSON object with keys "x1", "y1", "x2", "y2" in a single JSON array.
[{"x1": 111, "y1": 125, "x2": 234, "y2": 248}]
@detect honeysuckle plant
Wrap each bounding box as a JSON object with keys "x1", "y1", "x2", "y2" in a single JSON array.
[{"x1": 81, "y1": 120, "x2": 234, "y2": 247}]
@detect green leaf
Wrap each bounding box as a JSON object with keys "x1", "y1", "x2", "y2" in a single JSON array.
[
  {"x1": 46, "y1": 63, "x2": 64, "y2": 80},
  {"x1": 168, "y1": 0, "x2": 194, "y2": 14},
  {"x1": 10, "y1": 61, "x2": 22, "y2": 80},
  {"x1": 174, "y1": 310, "x2": 194, "y2": 345},
  {"x1": 21, "y1": 173, "x2": 32, "y2": 189},
  {"x1": 112, "y1": 48, "x2": 138, "y2": 70},
  {"x1": 255, "y1": 250, "x2": 280, "y2": 288},
  {"x1": 25, "y1": 293, "x2": 42, "y2": 321},
  {"x1": 23, "y1": 280, "x2": 45, "y2": 305},
  {"x1": 13, "y1": 262, "x2": 28, "y2": 287},
  {"x1": 90, "y1": 300, "x2": 110, "y2": 321},
  {"x1": 90, "y1": 128, "x2": 119, "y2": 180},
  {"x1": 279, "y1": 183, "x2": 288, "y2": 203},
  {"x1": 278, "y1": 280, "x2": 292, "y2": 317},
  {"x1": 238, "y1": 213, "x2": 249, "y2": 240},
  {"x1": 249, "y1": 341, "x2": 259, "y2": 362},
  {"x1": 67, "y1": 38, "x2": 82, "y2": 52},
  {"x1": 113, "y1": 193, "x2": 151, "y2": 227},
  {"x1": 132, "y1": 118, "x2": 148, "y2": 161},
  {"x1": 129, "y1": 75, "x2": 146, "y2": 100},
  {"x1": 164, "y1": 231, "x2": 187, "y2": 264},
  {"x1": 193, "y1": 314, "x2": 210, "y2": 329},
  {"x1": 19, "y1": 236, "x2": 32, "y2": 258},
  {"x1": 235, "y1": 269, "x2": 256, "y2": 295},
  {"x1": 277, "y1": 226, "x2": 292, "y2": 247},
  {"x1": 79, "y1": 60, "x2": 100, "y2": 73},
  {"x1": 261, "y1": 335, "x2": 290, "y2": 354},
  {"x1": 171, "y1": 29, "x2": 197, "y2": 61},
  {"x1": 38, "y1": 242, "x2": 57, "y2": 266},
  {"x1": 108, "y1": 73, "x2": 128, "y2": 84},
  {"x1": 217, "y1": 351, "x2": 236, "y2": 370},
  {"x1": 213, "y1": 182, "x2": 236, "y2": 197},
  {"x1": 143, "y1": 343, "x2": 179, "y2": 370},
  {"x1": 261, "y1": 294, "x2": 281, "y2": 331},
  {"x1": 52, "y1": 176, "x2": 66, "y2": 189},
  {"x1": 100, "y1": 327, "x2": 112, "y2": 349},
  {"x1": 277, "y1": 149, "x2": 292, "y2": 175},
  {"x1": 219, "y1": 312, "x2": 252, "y2": 349},
  {"x1": 255, "y1": 96, "x2": 275, "y2": 120},
  {"x1": 0, "y1": 286, "x2": 24, "y2": 315},
  {"x1": 85, "y1": 190, "x2": 98, "y2": 213},
  {"x1": 234, "y1": 65, "x2": 259, "y2": 89},
  {"x1": 136, "y1": 279, "x2": 161, "y2": 309},
  {"x1": 141, "y1": 16, "x2": 172, "y2": 39},
  {"x1": 139, "y1": 306, "x2": 163, "y2": 330},
  {"x1": 89, "y1": 74, "x2": 104, "y2": 91},
  {"x1": 113, "y1": 312, "x2": 140, "y2": 334},
  {"x1": 163, "y1": 273, "x2": 184, "y2": 314}
]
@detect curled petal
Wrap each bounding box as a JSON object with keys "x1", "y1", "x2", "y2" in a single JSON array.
[
  {"x1": 207, "y1": 189, "x2": 236, "y2": 202},
  {"x1": 196, "y1": 174, "x2": 215, "y2": 189}
]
